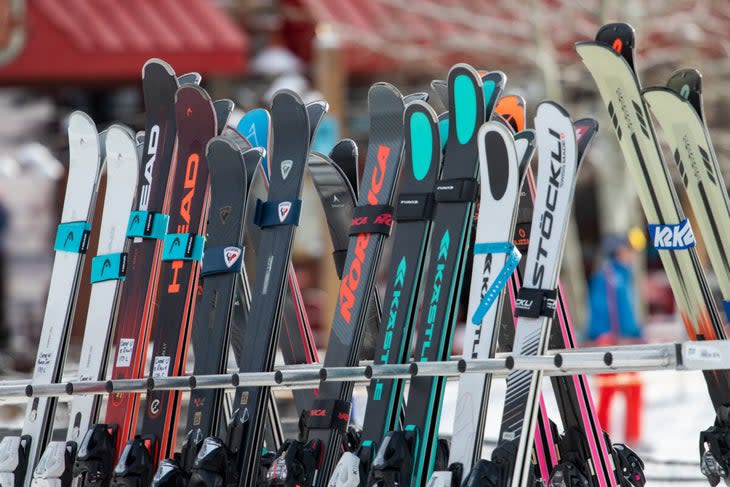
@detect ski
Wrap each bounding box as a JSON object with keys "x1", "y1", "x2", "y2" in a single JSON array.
[
  {"x1": 305, "y1": 82, "x2": 406, "y2": 487},
  {"x1": 467, "y1": 101, "x2": 583, "y2": 487},
  {"x1": 440, "y1": 119, "x2": 528, "y2": 483},
  {"x1": 643, "y1": 69, "x2": 730, "y2": 317},
  {"x1": 0, "y1": 112, "x2": 103, "y2": 487},
  {"x1": 370, "y1": 65, "x2": 504, "y2": 487},
  {"x1": 29, "y1": 126, "x2": 139, "y2": 487},
  {"x1": 576, "y1": 23, "x2": 730, "y2": 485},
  {"x1": 93, "y1": 60, "x2": 192, "y2": 476},
  {"x1": 152, "y1": 139, "x2": 258, "y2": 485},
  {"x1": 328, "y1": 100, "x2": 443, "y2": 486},
  {"x1": 189, "y1": 90, "x2": 311, "y2": 487},
  {"x1": 112, "y1": 84, "x2": 219, "y2": 486}
]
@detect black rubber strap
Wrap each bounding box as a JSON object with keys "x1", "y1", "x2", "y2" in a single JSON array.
[
  {"x1": 395, "y1": 192, "x2": 435, "y2": 222},
  {"x1": 348, "y1": 204, "x2": 393, "y2": 236},
  {"x1": 514, "y1": 287, "x2": 558, "y2": 319},
  {"x1": 434, "y1": 177, "x2": 479, "y2": 203},
  {"x1": 307, "y1": 398, "x2": 351, "y2": 433}
]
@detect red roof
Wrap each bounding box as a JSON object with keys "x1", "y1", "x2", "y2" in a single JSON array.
[
  {"x1": 0, "y1": 0, "x2": 247, "y2": 83},
  {"x1": 294, "y1": 0, "x2": 730, "y2": 75}
]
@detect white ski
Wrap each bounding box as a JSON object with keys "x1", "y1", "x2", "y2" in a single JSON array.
[
  {"x1": 0, "y1": 112, "x2": 103, "y2": 487},
  {"x1": 31, "y1": 126, "x2": 139, "y2": 486}
]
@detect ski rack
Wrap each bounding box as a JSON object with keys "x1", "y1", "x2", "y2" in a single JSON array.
[{"x1": 0, "y1": 340, "x2": 725, "y2": 400}]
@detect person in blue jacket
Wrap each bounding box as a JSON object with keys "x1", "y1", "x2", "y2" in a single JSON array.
[{"x1": 587, "y1": 232, "x2": 644, "y2": 446}]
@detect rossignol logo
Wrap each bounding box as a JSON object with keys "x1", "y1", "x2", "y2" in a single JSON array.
[
  {"x1": 532, "y1": 128, "x2": 565, "y2": 288},
  {"x1": 149, "y1": 398, "x2": 161, "y2": 418},
  {"x1": 278, "y1": 201, "x2": 292, "y2": 222},
  {"x1": 470, "y1": 253, "x2": 493, "y2": 359},
  {"x1": 420, "y1": 230, "x2": 450, "y2": 357},
  {"x1": 168, "y1": 152, "x2": 200, "y2": 293},
  {"x1": 223, "y1": 246, "x2": 241, "y2": 268},
  {"x1": 373, "y1": 257, "x2": 407, "y2": 401},
  {"x1": 649, "y1": 220, "x2": 696, "y2": 250},
  {"x1": 140, "y1": 125, "x2": 160, "y2": 211},
  {"x1": 338, "y1": 144, "x2": 391, "y2": 324}
]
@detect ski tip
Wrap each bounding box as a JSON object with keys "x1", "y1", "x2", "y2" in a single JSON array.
[
  {"x1": 206, "y1": 134, "x2": 239, "y2": 157},
  {"x1": 369, "y1": 81, "x2": 405, "y2": 105},
  {"x1": 666, "y1": 68, "x2": 704, "y2": 119},
  {"x1": 142, "y1": 57, "x2": 175, "y2": 79},
  {"x1": 496, "y1": 94, "x2": 527, "y2": 132},
  {"x1": 405, "y1": 100, "x2": 440, "y2": 181},
  {"x1": 306, "y1": 99, "x2": 330, "y2": 113},
  {"x1": 106, "y1": 124, "x2": 137, "y2": 157},
  {"x1": 178, "y1": 71, "x2": 202, "y2": 86},
  {"x1": 68, "y1": 110, "x2": 97, "y2": 135},
  {"x1": 271, "y1": 88, "x2": 307, "y2": 111},
  {"x1": 536, "y1": 99, "x2": 571, "y2": 119},
  {"x1": 482, "y1": 70, "x2": 507, "y2": 90},
  {"x1": 431, "y1": 79, "x2": 448, "y2": 108},
  {"x1": 404, "y1": 91, "x2": 430, "y2": 105},
  {"x1": 175, "y1": 83, "x2": 212, "y2": 104}
]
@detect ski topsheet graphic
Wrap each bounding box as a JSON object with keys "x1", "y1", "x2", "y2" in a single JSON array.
[
  {"x1": 101, "y1": 59, "x2": 186, "y2": 463},
  {"x1": 575, "y1": 23, "x2": 730, "y2": 485},
  {"x1": 306, "y1": 82, "x2": 406, "y2": 487},
  {"x1": 643, "y1": 70, "x2": 730, "y2": 320},
  {"x1": 370, "y1": 66, "x2": 504, "y2": 487},
  {"x1": 469, "y1": 101, "x2": 582, "y2": 487},
  {"x1": 31, "y1": 126, "x2": 139, "y2": 487},
  {"x1": 215, "y1": 90, "x2": 310, "y2": 487},
  {"x1": 328, "y1": 100, "x2": 443, "y2": 486},
  {"x1": 0, "y1": 112, "x2": 103, "y2": 487},
  {"x1": 112, "y1": 84, "x2": 218, "y2": 486},
  {"x1": 445, "y1": 120, "x2": 525, "y2": 478}
]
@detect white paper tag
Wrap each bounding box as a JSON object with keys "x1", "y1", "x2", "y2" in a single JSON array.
[
  {"x1": 115, "y1": 338, "x2": 134, "y2": 367},
  {"x1": 152, "y1": 356, "x2": 171, "y2": 378}
]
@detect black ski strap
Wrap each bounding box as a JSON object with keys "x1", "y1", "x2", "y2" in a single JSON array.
[
  {"x1": 201, "y1": 245, "x2": 244, "y2": 277},
  {"x1": 514, "y1": 287, "x2": 557, "y2": 319},
  {"x1": 434, "y1": 177, "x2": 479, "y2": 203},
  {"x1": 307, "y1": 398, "x2": 351, "y2": 434},
  {"x1": 395, "y1": 192, "x2": 435, "y2": 222},
  {"x1": 254, "y1": 199, "x2": 302, "y2": 228},
  {"x1": 348, "y1": 204, "x2": 394, "y2": 236}
]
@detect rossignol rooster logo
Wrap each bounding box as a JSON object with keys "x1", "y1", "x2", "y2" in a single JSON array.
[
  {"x1": 338, "y1": 145, "x2": 390, "y2": 324},
  {"x1": 278, "y1": 201, "x2": 292, "y2": 222},
  {"x1": 223, "y1": 246, "x2": 241, "y2": 268}
]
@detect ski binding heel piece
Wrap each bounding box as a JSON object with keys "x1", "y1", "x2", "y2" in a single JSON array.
[
  {"x1": 0, "y1": 435, "x2": 31, "y2": 487},
  {"x1": 151, "y1": 459, "x2": 186, "y2": 487},
  {"x1": 367, "y1": 427, "x2": 419, "y2": 487},
  {"x1": 73, "y1": 424, "x2": 117, "y2": 487},
  {"x1": 611, "y1": 444, "x2": 645, "y2": 487},
  {"x1": 110, "y1": 436, "x2": 155, "y2": 487},
  {"x1": 327, "y1": 451, "x2": 360, "y2": 487},
  {"x1": 31, "y1": 440, "x2": 76, "y2": 487}
]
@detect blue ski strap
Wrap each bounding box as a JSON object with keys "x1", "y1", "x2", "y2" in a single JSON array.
[
  {"x1": 254, "y1": 199, "x2": 302, "y2": 228},
  {"x1": 54, "y1": 221, "x2": 91, "y2": 253},
  {"x1": 471, "y1": 241, "x2": 521, "y2": 324},
  {"x1": 90, "y1": 253, "x2": 127, "y2": 283}
]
